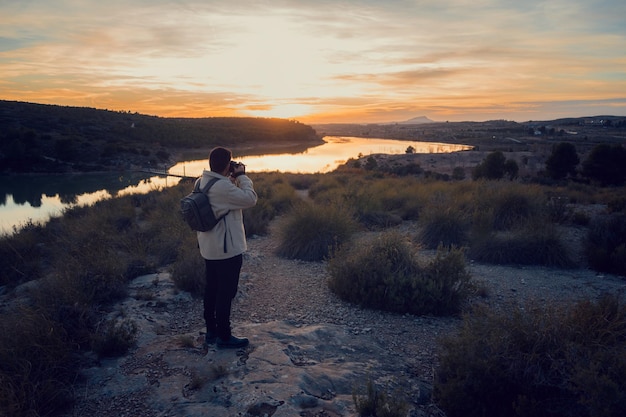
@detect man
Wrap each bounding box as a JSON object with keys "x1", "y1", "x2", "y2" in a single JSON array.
[{"x1": 197, "y1": 147, "x2": 257, "y2": 349}]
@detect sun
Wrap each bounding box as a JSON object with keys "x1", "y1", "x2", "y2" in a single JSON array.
[{"x1": 245, "y1": 103, "x2": 313, "y2": 120}]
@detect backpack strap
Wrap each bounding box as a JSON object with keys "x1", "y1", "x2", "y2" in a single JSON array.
[
  {"x1": 196, "y1": 176, "x2": 220, "y2": 193},
  {"x1": 198, "y1": 177, "x2": 229, "y2": 219},
  {"x1": 196, "y1": 177, "x2": 230, "y2": 250}
]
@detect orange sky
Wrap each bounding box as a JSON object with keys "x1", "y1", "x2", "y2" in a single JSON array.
[{"x1": 1, "y1": 0, "x2": 625, "y2": 123}]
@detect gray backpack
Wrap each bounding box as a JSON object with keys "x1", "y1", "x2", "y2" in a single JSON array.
[{"x1": 180, "y1": 177, "x2": 228, "y2": 231}]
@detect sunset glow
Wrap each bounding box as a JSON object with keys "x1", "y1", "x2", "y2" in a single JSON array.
[{"x1": 1, "y1": 0, "x2": 625, "y2": 123}]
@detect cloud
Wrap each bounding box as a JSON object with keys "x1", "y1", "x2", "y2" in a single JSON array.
[{"x1": 1, "y1": 0, "x2": 624, "y2": 122}]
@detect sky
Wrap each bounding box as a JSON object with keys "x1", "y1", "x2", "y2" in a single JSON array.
[{"x1": 1, "y1": 0, "x2": 625, "y2": 124}]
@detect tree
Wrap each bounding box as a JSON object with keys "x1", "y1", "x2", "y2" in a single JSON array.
[
  {"x1": 472, "y1": 151, "x2": 506, "y2": 180},
  {"x1": 545, "y1": 142, "x2": 579, "y2": 180},
  {"x1": 582, "y1": 144, "x2": 626, "y2": 186},
  {"x1": 504, "y1": 159, "x2": 519, "y2": 180}
]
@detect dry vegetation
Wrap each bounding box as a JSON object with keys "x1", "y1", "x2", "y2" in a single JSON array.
[{"x1": 2, "y1": 127, "x2": 626, "y2": 416}]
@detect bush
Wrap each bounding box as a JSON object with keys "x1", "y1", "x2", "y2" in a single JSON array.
[
  {"x1": 276, "y1": 202, "x2": 358, "y2": 261},
  {"x1": 545, "y1": 142, "x2": 579, "y2": 180},
  {"x1": 0, "y1": 221, "x2": 46, "y2": 287},
  {"x1": 418, "y1": 208, "x2": 469, "y2": 249},
  {"x1": 585, "y1": 214, "x2": 626, "y2": 276},
  {"x1": 0, "y1": 307, "x2": 76, "y2": 417},
  {"x1": 469, "y1": 225, "x2": 574, "y2": 268},
  {"x1": 169, "y1": 233, "x2": 205, "y2": 297},
  {"x1": 91, "y1": 317, "x2": 138, "y2": 358},
  {"x1": 607, "y1": 196, "x2": 626, "y2": 214},
  {"x1": 472, "y1": 151, "x2": 506, "y2": 180},
  {"x1": 0, "y1": 186, "x2": 189, "y2": 417},
  {"x1": 353, "y1": 378, "x2": 409, "y2": 417},
  {"x1": 452, "y1": 166, "x2": 465, "y2": 180},
  {"x1": 253, "y1": 173, "x2": 298, "y2": 215},
  {"x1": 581, "y1": 144, "x2": 626, "y2": 186},
  {"x1": 340, "y1": 182, "x2": 404, "y2": 229},
  {"x1": 244, "y1": 198, "x2": 275, "y2": 236},
  {"x1": 328, "y1": 232, "x2": 474, "y2": 315},
  {"x1": 490, "y1": 190, "x2": 540, "y2": 231},
  {"x1": 308, "y1": 176, "x2": 342, "y2": 202},
  {"x1": 435, "y1": 294, "x2": 626, "y2": 417},
  {"x1": 472, "y1": 151, "x2": 520, "y2": 180}
]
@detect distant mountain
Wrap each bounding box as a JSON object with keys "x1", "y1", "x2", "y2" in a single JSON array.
[{"x1": 397, "y1": 116, "x2": 435, "y2": 124}]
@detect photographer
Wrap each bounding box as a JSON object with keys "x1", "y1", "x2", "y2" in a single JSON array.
[{"x1": 197, "y1": 147, "x2": 257, "y2": 349}]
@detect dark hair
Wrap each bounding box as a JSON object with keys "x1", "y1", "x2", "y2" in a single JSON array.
[{"x1": 209, "y1": 147, "x2": 232, "y2": 173}]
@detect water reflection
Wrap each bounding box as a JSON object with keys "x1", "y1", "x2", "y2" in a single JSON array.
[
  {"x1": 0, "y1": 172, "x2": 179, "y2": 233},
  {"x1": 1, "y1": 136, "x2": 471, "y2": 233},
  {"x1": 168, "y1": 136, "x2": 472, "y2": 176}
]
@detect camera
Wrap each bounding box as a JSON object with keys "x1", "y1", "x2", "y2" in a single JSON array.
[{"x1": 229, "y1": 160, "x2": 244, "y2": 173}]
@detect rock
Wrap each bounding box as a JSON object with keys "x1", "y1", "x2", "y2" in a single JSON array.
[
  {"x1": 66, "y1": 272, "x2": 426, "y2": 417},
  {"x1": 71, "y1": 320, "x2": 413, "y2": 416}
]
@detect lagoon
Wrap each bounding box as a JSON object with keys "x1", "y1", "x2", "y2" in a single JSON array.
[
  {"x1": 169, "y1": 136, "x2": 471, "y2": 176},
  {"x1": 0, "y1": 136, "x2": 471, "y2": 233}
]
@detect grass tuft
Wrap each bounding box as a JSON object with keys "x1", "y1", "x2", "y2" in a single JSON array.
[
  {"x1": 585, "y1": 213, "x2": 626, "y2": 276},
  {"x1": 328, "y1": 231, "x2": 475, "y2": 315},
  {"x1": 353, "y1": 378, "x2": 409, "y2": 417},
  {"x1": 469, "y1": 224, "x2": 574, "y2": 268},
  {"x1": 276, "y1": 202, "x2": 358, "y2": 261},
  {"x1": 435, "y1": 294, "x2": 626, "y2": 417},
  {"x1": 91, "y1": 317, "x2": 138, "y2": 358}
]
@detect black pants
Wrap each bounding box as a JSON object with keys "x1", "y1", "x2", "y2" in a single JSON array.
[{"x1": 203, "y1": 254, "x2": 243, "y2": 340}]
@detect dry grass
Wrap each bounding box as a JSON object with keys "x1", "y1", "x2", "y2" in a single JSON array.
[
  {"x1": 1, "y1": 170, "x2": 624, "y2": 416},
  {"x1": 436, "y1": 294, "x2": 626, "y2": 417}
]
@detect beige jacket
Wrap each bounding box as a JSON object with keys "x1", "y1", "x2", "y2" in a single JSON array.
[{"x1": 196, "y1": 169, "x2": 257, "y2": 260}]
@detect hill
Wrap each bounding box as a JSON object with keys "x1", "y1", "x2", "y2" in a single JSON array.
[
  {"x1": 0, "y1": 100, "x2": 322, "y2": 174},
  {"x1": 397, "y1": 115, "x2": 435, "y2": 124},
  {"x1": 313, "y1": 116, "x2": 626, "y2": 154}
]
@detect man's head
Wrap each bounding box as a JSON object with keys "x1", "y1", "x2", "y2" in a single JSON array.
[{"x1": 209, "y1": 147, "x2": 232, "y2": 173}]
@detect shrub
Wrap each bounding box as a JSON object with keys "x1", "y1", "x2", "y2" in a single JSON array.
[
  {"x1": 0, "y1": 307, "x2": 76, "y2": 417},
  {"x1": 472, "y1": 151, "x2": 506, "y2": 180},
  {"x1": 353, "y1": 378, "x2": 409, "y2": 417},
  {"x1": 585, "y1": 214, "x2": 626, "y2": 276},
  {"x1": 340, "y1": 182, "x2": 404, "y2": 229},
  {"x1": 504, "y1": 158, "x2": 519, "y2": 180},
  {"x1": 581, "y1": 144, "x2": 626, "y2": 186},
  {"x1": 387, "y1": 162, "x2": 423, "y2": 177},
  {"x1": 469, "y1": 225, "x2": 574, "y2": 268},
  {"x1": 308, "y1": 176, "x2": 342, "y2": 202},
  {"x1": 169, "y1": 233, "x2": 205, "y2": 297},
  {"x1": 571, "y1": 211, "x2": 591, "y2": 226},
  {"x1": 0, "y1": 222, "x2": 45, "y2": 287},
  {"x1": 253, "y1": 173, "x2": 298, "y2": 215},
  {"x1": 472, "y1": 151, "x2": 520, "y2": 180},
  {"x1": 545, "y1": 195, "x2": 571, "y2": 224},
  {"x1": 418, "y1": 208, "x2": 469, "y2": 249},
  {"x1": 91, "y1": 317, "x2": 138, "y2": 358},
  {"x1": 435, "y1": 294, "x2": 626, "y2": 417},
  {"x1": 545, "y1": 142, "x2": 579, "y2": 180},
  {"x1": 452, "y1": 166, "x2": 465, "y2": 180},
  {"x1": 285, "y1": 173, "x2": 318, "y2": 190},
  {"x1": 490, "y1": 190, "x2": 540, "y2": 231},
  {"x1": 276, "y1": 202, "x2": 358, "y2": 261},
  {"x1": 244, "y1": 198, "x2": 275, "y2": 236},
  {"x1": 328, "y1": 232, "x2": 474, "y2": 315},
  {"x1": 607, "y1": 196, "x2": 626, "y2": 214}
]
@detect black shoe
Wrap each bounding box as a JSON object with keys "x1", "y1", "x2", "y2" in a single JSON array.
[
  {"x1": 216, "y1": 335, "x2": 249, "y2": 349},
  {"x1": 204, "y1": 331, "x2": 217, "y2": 346}
]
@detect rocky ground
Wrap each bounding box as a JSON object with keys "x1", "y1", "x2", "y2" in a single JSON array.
[{"x1": 64, "y1": 216, "x2": 626, "y2": 417}]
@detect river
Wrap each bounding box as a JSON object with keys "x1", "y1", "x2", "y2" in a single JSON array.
[{"x1": 0, "y1": 136, "x2": 471, "y2": 234}]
